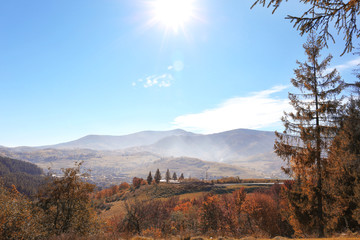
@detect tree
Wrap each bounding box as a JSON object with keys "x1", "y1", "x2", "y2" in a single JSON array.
[
  {"x1": 119, "y1": 182, "x2": 130, "y2": 190},
  {"x1": 179, "y1": 173, "x2": 185, "y2": 180},
  {"x1": 0, "y1": 183, "x2": 45, "y2": 239},
  {"x1": 200, "y1": 194, "x2": 222, "y2": 234},
  {"x1": 37, "y1": 162, "x2": 98, "y2": 236},
  {"x1": 165, "y1": 169, "x2": 171, "y2": 183},
  {"x1": 154, "y1": 169, "x2": 161, "y2": 184},
  {"x1": 274, "y1": 34, "x2": 344, "y2": 237},
  {"x1": 172, "y1": 172, "x2": 177, "y2": 180},
  {"x1": 132, "y1": 177, "x2": 143, "y2": 189},
  {"x1": 122, "y1": 199, "x2": 147, "y2": 234},
  {"x1": 147, "y1": 171, "x2": 153, "y2": 185},
  {"x1": 327, "y1": 97, "x2": 360, "y2": 231},
  {"x1": 252, "y1": 0, "x2": 360, "y2": 55}
]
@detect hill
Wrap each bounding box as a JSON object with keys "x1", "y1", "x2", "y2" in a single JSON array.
[
  {"x1": 128, "y1": 156, "x2": 264, "y2": 179},
  {"x1": 143, "y1": 128, "x2": 275, "y2": 160},
  {"x1": 128, "y1": 129, "x2": 282, "y2": 177},
  {"x1": 0, "y1": 155, "x2": 45, "y2": 196},
  {"x1": 41, "y1": 129, "x2": 195, "y2": 150},
  {"x1": 0, "y1": 128, "x2": 285, "y2": 184}
]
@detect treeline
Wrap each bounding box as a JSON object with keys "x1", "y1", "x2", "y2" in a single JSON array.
[
  {"x1": 0, "y1": 156, "x2": 45, "y2": 196},
  {"x1": 0, "y1": 155, "x2": 43, "y2": 175},
  {"x1": 213, "y1": 177, "x2": 280, "y2": 184}
]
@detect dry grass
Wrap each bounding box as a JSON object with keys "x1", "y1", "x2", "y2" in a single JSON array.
[
  {"x1": 99, "y1": 200, "x2": 125, "y2": 220},
  {"x1": 178, "y1": 191, "x2": 206, "y2": 200},
  {"x1": 99, "y1": 190, "x2": 205, "y2": 220}
]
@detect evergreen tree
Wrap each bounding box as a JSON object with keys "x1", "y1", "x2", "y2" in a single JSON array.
[
  {"x1": 274, "y1": 34, "x2": 344, "y2": 237},
  {"x1": 252, "y1": 0, "x2": 360, "y2": 55},
  {"x1": 147, "y1": 171, "x2": 153, "y2": 185},
  {"x1": 154, "y1": 169, "x2": 161, "y2": 184},
  {"x1": 328, "y1": 97, "x2": 360, "y2": 231},
  {"x1": 179, "y1": 173, "x2": 184, "y2": 180},
  {"x1": 172, "y1": 172, "x2": 177, "y2": 180},
  {"x1": 165, "y1": 169, "x2": 171, "y2": 183}
]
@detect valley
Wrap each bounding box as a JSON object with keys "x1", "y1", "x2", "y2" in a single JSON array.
[{"x1": 0, "y1": 128, "x2": 285, "y2": 186}]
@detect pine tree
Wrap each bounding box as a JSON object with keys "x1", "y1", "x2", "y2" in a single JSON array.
[
  {"x1": 165, "y1": 169, "x2": 171, "y2": 183},
  {"x1": 328, "y1": 97, "x2": 360, "y2": 231},
  {"x1": 154, "y1": 169, "x2": 161, "y2": 184},
  {"x1": 172, "y1": 172, "x2": 177, "y2": 180},
  {"x1": 179, "y1": 173, "x2": 184, "y2": 180},
  {"x1": 274, "y1": 34, "x2": 344, "y2": 237},
  {"x1": 147, "y1": 171, "x2": 153, "y2": 185}
]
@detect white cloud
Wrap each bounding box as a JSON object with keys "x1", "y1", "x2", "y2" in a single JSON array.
[
  {"x1": 134, "y1": 63, "x2": 179, "y2": 88},
  {"x1": 141, "y1": 73, "x2": 174, "y2": 88},
  {"x1": 172, "y1": 85, "x2": 291, "y2": 133},
  {"x1": 327, "y1": 57, "x2": 360, "y2": 73}
]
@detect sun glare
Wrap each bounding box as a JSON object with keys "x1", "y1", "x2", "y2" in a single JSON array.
[{"x1": 150, "y1": 0, "x2": 196, "y2": 34}]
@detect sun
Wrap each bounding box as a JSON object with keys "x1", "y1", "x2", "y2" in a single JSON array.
[{"x1": 150, "y1": 0, "x2": 196, "y2": 34}]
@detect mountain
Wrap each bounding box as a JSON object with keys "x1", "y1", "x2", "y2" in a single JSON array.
[
  {"x1": 140, "y1": 128, "x2": 275, "y2": 162},
  {"x1": 41, "y1": 129, "x2": 195, "y2": 150},
  {"x1": 133, "y1": 128, "x2": 282, "y2": 177},
  {"x1": 0, "y1": 128, "x2": 285, "y2": 182}
]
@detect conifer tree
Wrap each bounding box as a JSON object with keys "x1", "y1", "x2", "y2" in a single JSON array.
[
  {"x1": 165, "y1": 169, "x2": 171, "y2": 183},
  {"x1": 328, "y1": 97, "x2": 360, "y2": 231},
  {"x1": 275, "y1": 33, "x2": 344, "y2": 237},
  {"x1": 147, "y1": 171, "x2": 153, "y2": 185},
  {"x1": 172, "y1": 172, "x2": 177, "y2": 180},
  {"x1": 179, "y1": 173, "x2": 184, "y2": 180},
  {"x1": 154, "y1": 169, "x2": 161, "y2": 184},
  {"x1": 252, "y1": 0, "x2": 360, "y2": 55}
]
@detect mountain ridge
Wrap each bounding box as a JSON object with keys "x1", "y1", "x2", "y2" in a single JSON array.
[
  {"x1": 39, "y1": 129, "x2": 196, "y2": 150},
  {"x1": 0, "y1": 128, "x2": 284, "y2": 181}
]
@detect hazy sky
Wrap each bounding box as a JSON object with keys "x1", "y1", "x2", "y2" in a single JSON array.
[{"x1": 1, "y1": 0, "x2": 359, "y2": 147}]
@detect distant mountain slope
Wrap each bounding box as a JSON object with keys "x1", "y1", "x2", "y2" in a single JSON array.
[
  {"x1": 129, "y1": 156, "x2": 264, "y2": 179},
  {"x1": 41, "y1": 129, "x2": 195, "y2": 150},
  {"x1": 0, "y1": 155, "x2": 45, "y2": 196},
  {"x1": 138, "y1": 129, "x2": 276, "y2": 163},
  {"x1": 0, "y1": 128, "x2": 285, "y2": 181}
]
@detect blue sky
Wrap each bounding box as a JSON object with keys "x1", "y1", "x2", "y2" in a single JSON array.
[{"x1": 1, "y1": 0, "x2": 359, "y2": 147}]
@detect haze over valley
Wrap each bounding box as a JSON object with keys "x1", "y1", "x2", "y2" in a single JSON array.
[{"x1": 0, "y1": 128, "x2": 284, "y2": 184}]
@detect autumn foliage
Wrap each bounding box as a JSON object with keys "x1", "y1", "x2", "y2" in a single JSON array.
[
  {"x1": 101, "y1": 185, "x2": 296, "y2": 239},
  {"x1": 0, "y1": 162, "x2": 100, "y2": 239}
]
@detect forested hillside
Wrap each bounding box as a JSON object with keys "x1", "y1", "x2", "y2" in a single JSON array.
[{"x1": 0, "y1": 155, "x2": 45, "y2": 196}]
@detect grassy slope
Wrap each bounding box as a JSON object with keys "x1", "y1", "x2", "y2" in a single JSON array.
[{"x1": 99, "y1": 182, "x2": 269, "y2": 220}]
